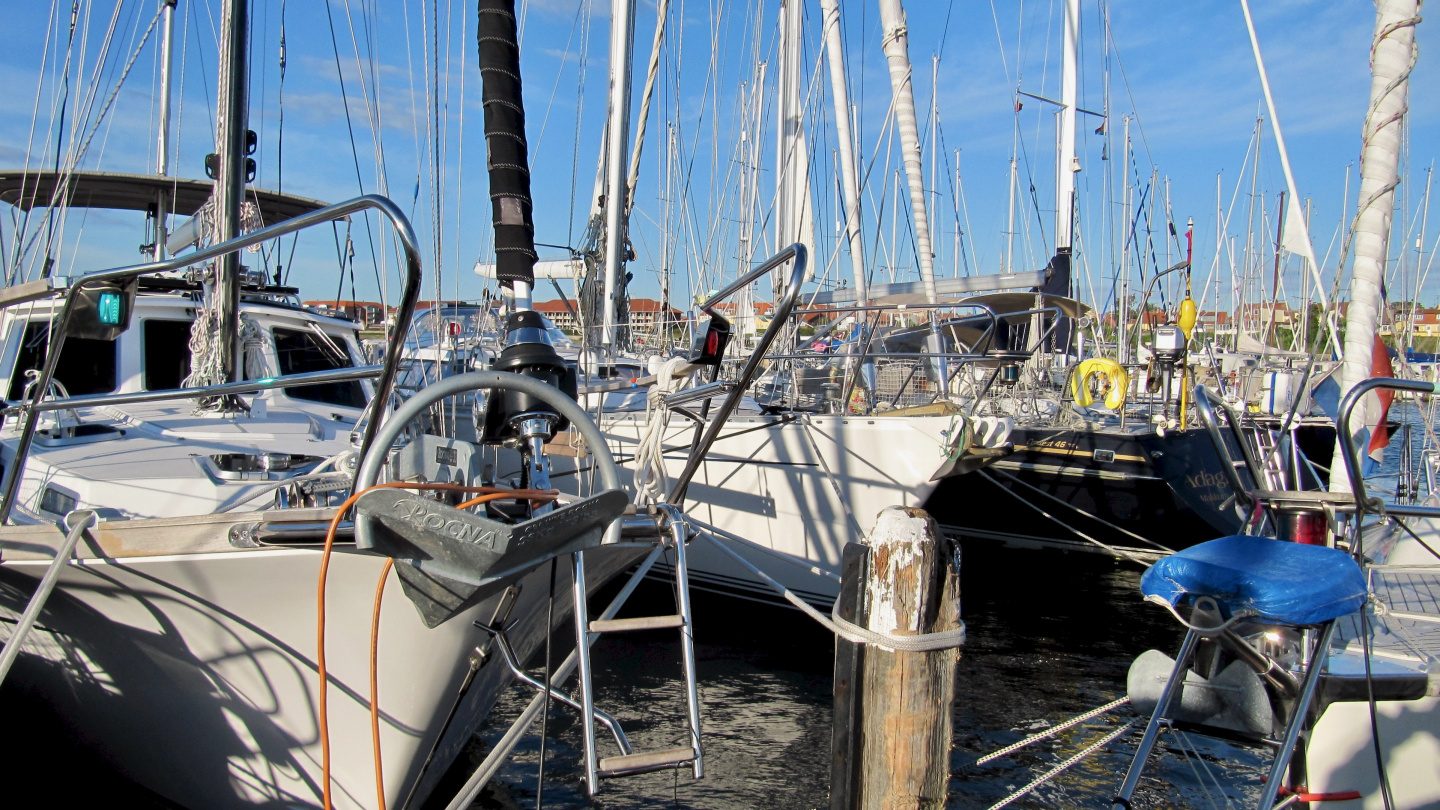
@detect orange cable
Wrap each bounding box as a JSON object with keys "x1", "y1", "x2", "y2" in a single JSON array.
[
  {"x1": 366, "y1": 490, "x2": 534, "y2": 810},
  {"x1": 369, "y1": 557, "x2": 394, "y2": 810},
  {"x1": 317, "y1": 483, "x2": 560, "y2": 810},
  {"x1": 319, "y1": 482, "x2": 511, "y2": 810},
  {"x1": 455, "y1": 488, "x2": 558, "y2": 510}
]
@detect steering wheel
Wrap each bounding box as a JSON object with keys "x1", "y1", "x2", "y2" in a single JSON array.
[{"x1": 353, "y1": 370, "x2": 621, "y2": 547}]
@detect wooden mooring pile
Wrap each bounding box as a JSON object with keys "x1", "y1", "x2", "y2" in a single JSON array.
[{"x1": 830, "y1": 506, "x2": 963, "y2": 810}]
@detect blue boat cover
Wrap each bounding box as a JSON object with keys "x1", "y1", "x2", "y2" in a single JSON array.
[{"x1": 1141, "y1": 535, "x2": 1367, "y2": 626}]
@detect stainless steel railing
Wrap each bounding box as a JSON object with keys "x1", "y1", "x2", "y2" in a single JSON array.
[
  {"x1": 1194, "y1": 376, "x2": 1440, "y2": 525},
  {"x1": 668, "y1": 243, "x2": 807, "y2": 504},
  {"x1": 0, "y1": 193, "x2": 424, "y2": 524},
  {"x1": 1337, "y1": 377, "x2": 1440, "y2": 519},
  {"x1": 0, "y1": 366, "x2": 383, "y2": 416},
  {"x1": 1193, "y1": 384, "x2": 1267, "y2": 512}
]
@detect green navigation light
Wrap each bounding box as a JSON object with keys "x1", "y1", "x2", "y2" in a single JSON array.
[{"x1": 97, "y1": 291, "x2": 124, "y2": 326}]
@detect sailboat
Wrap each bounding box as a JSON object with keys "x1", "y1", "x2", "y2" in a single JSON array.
[
  {"x1": 0, "y1": 2, "x2": 666, "y2": 806},
  {"x1": 1107, "y1": 3, "x2": 1437, "y2": 807},
  {"x1": 446, "y1": 0, "x2": 969, "y2": 609},
  {"x1": 910, "y1": 0, "x2": 1347, "y2": 562}
]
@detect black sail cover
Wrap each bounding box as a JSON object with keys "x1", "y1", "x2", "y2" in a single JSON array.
[
  {"x1": 1038, "y1": 248, "x2": 1073, "y2": 352},
  {"x1": 478, "y1": 0, "x2": 537, "y2": 288}
]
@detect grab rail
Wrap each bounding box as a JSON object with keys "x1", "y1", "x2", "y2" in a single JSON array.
[
  {"x1": 0, "y1": 194, "x2": 424, "y2": 524},
  {"x1": 0, "y1": 365, "x2": 383, "y2": 416},
  {"x1": 1195, "y1": 377, "x2": 1440, "y2": 525},
  {"x1": 1337, "y1": 377, "x2": 1436, "y2": 517},
  {"x1": 1193, "y1": 384, "x2": 1266, "y2": 512},
  {"x1": 668, "y1": 243, "x2": 807, "y2": 504}
]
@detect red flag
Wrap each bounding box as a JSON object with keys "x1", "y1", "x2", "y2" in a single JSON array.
[{"x1": 1368, "y1": 335, "x2": 1394, "y2": 463}]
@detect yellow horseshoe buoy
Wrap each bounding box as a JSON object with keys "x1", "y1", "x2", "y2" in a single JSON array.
[{"x1": 1072, "y1": 358, "x2": 1129, "y2": 410}]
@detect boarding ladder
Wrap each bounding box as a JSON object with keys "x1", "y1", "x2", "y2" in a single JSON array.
[
  {"x1": 560, "y1": 242, "x2": 811, "y2": 793},
  {"x1": 570, "y1": 503, "x2": 703, "y2": 792},
  {"x1": 1250, "y1": 427, "x2": 1290, "y2": 490}
]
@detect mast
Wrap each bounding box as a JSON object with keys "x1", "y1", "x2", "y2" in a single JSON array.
[
  {"x1": 601, "y1": 0, "x2": 636, "y2": 348},
  {"x1": 1242, "y1": 115, "x2": 1262, "y2": 338},
  {"x1": 1331, "y1": 0, "x2": 1419, "y2": 493},
  {"x1": 954, "y1": 150, "x2": 961, "y2": 276},
  {"x1": 774, "y1": 0, "x2": 814, "y2": 296},
  {"x1": 1118, "y1": 116, "x2": 1131, "y2": 363},
  {"x1": 737, "y1": 66, "x2": 765, "y2": 276},
  {"x1": 152, "y1": 0, "x2": 177, "y2": 262},
  {"x1": 1402, "y1": 167, "x2": 1432, "y2": 351},
  {"x1": 1039, "y1": 0, "x2": 1080, "y2": 353},
  {"x1": 1214, "y1": 173, "x2": 1222, "y2": 342},
  {"x1": 211, "y1": 0, "x2": 249, "y2": 385},
  {"x1": 1005, "y1": 157, "x2": 1017, "y2": 275},
  {"x1": 877, "y1": 0, "x2": 937, "y2": 304},
  {"x1": 1056, "y1": 0, "x2": 1078, "y2": 255},
  {"x1": 662, "y1": 122, "x2": 674, "y2": 342},
  {"x1": 820, "y1": 0, "x2": 866, "y2": 306}
]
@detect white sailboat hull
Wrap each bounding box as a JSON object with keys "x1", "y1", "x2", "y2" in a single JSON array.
[
  {"x1": 579, "y1": 412, "x2": 952, "y2": 604},
  {"x1": 0, "y1": 521, "x2": 640, "y2": 809},
  {"x1": 1306, "y1": 517, "x2": 1440, "y2": 809}
]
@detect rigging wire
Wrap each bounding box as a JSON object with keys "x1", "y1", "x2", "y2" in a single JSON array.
[
  {"x1": 322, "y1": 0, "x2": 386, "y2": 316},
  {"x1": 38, "y1": 0, "x2": 86, "y2": 279},
  {"x1": 6, "y1": 0, "x2": 64, "y2": 283}
]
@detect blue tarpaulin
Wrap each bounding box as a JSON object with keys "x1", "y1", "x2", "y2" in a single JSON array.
[{"x1": 1141, "y1": 535, "x2": 1366, "y2": 626}]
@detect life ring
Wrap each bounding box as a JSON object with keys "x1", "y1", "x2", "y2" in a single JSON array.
[{"x1": 1072, "y1": 358, "x2": 1129, "y2": 410}]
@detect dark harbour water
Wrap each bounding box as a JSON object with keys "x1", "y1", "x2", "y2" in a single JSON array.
[{"x1": 458, "y1": 539, "x2": 1269, "y2": 809}]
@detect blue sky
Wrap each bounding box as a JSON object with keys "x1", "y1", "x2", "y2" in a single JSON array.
[{"x1": 2, "y1": 0, "x2": 1436, "y2": 318}]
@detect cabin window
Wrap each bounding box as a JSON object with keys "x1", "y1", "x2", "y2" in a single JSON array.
[
  {"x1": 7, "y1": 322, "x2": 117, "y2": 401},
  {"x1": 143, "y1": 319, "x2": 194, "y2": 391},
  {"x1": 273, "y1": 326, "x2": 365, "y2": 408}
]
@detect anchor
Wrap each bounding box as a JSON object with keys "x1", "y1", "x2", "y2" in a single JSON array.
[{"x1": 354, "y1": 487, "x2": 628, "y2": 628}]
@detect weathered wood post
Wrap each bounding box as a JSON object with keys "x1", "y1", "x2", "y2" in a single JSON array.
[{"x1": 831, "y1": 506, "x2": 961, "y2": 810}]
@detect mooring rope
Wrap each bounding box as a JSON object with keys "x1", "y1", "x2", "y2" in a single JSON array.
[
  {"x1": 986, "y1": 466, "x2": 1174, "y2": 554},
  {"x1": 978, "y1": 469, "x2": 1159, "y2": 568},
  {"x1": 974, "y1": 696, "x2": 1131, "y2": 766},
  {"x1": 699, "y1": 529, "x2": 965, "y2": 652},
  {"x1": 985, "y1": 719, "x2": 1140, "y2": 810}
]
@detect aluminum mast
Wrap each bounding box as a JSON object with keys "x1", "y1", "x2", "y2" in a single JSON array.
[
  {"x1": 1056, "y1": 0, "x2": 1078, "y2": 255},
  {"x1": 820, "y1": 0, "x2": 866, "y2": 306},
  {"x1": 601, "y1": 0, "x2": 637, "y2": 347},
  {"x1": 152, "y1": 0, "x2": 177, "y2": 262},
  {"x1": 210, "y1": 0, "x2": 249, "y2": 385},
  {"x1": 774, "y1": 0, "x2": 815, "y2": 298}
]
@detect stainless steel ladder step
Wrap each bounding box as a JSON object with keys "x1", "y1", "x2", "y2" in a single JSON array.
[
  {"x1": 571, "y1": 504, "x2": 703, "y2": 794},
  {"x1": 589, "y1": 614, "x2": 685, "y2": 633},
  {"x1": 598, "y1": 746, "x2": 697, "y2": 778}
]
